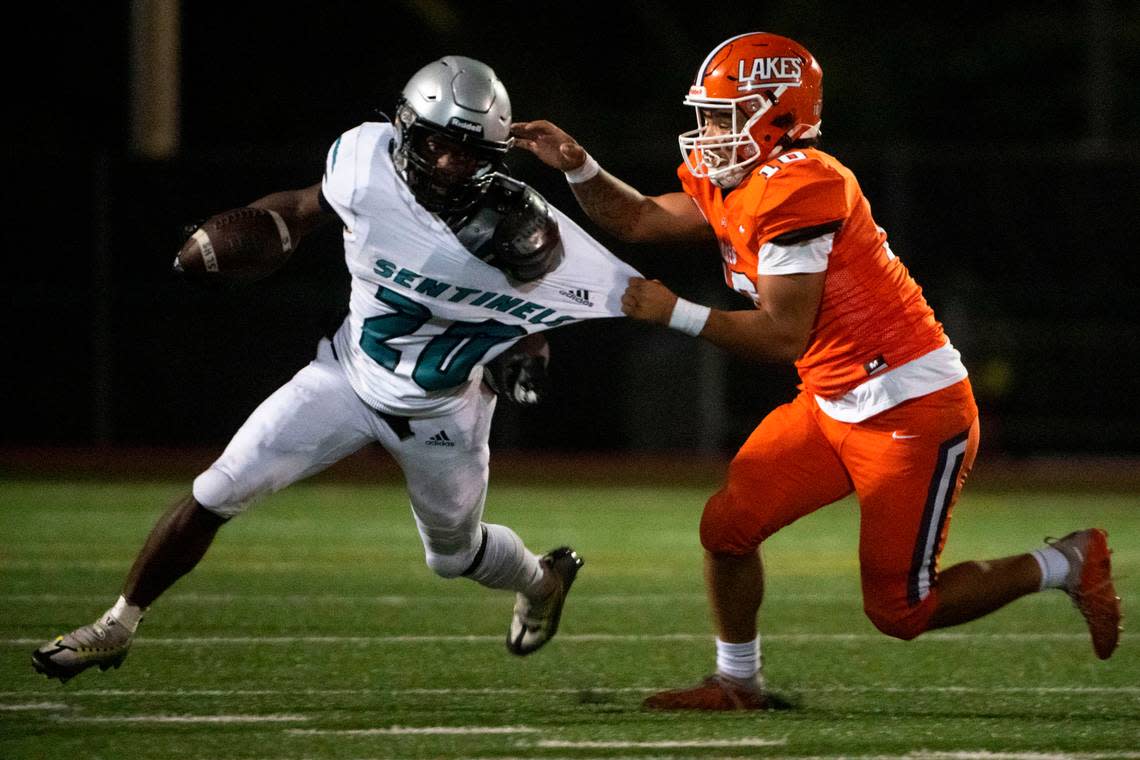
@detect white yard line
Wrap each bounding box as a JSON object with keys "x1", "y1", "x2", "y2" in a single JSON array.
[
  {"x1": 0, "y1": 702, "x2": 70, "y2": 711},
  {"x1": 287, "y1": 725, "x2": 538, "y2": 736},
  {"x1": 532, "y1": 737, "x2": 788, "y2": 749},
  {"x1": 55, "y1": 713, "x2": 308, "y2": 724}
]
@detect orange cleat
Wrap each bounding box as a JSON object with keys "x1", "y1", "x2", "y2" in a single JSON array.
[
  {"x1": 1048, "y1": 528, "x2": 1122, "y2": 659},
  {"x1": 643, "y1": 673, "x2": 773, "y2": 711}
]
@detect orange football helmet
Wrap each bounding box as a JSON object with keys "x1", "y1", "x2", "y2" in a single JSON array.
[{"x1": 679, "y1": 32, "x2": 823, "y2": 188}]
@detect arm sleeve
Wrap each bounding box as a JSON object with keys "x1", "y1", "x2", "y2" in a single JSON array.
[
  {"x1": 757, "y1": 232, "x2": 836, "y2": 275},
  {"x1": 755, "y1": 163, "x2": 849, "y2": 240},
  {"x1": 750, "y1": 161, "x2": 850, "y2": 275}
]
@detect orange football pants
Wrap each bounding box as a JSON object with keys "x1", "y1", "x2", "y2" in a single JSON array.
[{"x1": 700, "y1": 379, "x2": 979, "y2": 640}]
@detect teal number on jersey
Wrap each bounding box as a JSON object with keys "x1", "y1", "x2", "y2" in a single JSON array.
[
  {"x1": 415, "y1": 320, "x2": 526, "y2": 391},
  {"x1": 359, "y1": 287, "x2": 431, "y2": 372},
  {"x1": 360, "y1": 286, "x2": 527, "y2": 391}
]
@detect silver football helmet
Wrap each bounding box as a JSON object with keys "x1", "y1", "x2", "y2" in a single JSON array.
[{"x1": 392, "y1": 56, "x2": 513, "y2": 213}]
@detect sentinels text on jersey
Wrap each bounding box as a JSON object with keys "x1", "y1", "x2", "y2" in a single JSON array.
[{"x1": 322, "y1": 122, "x2": 640, "y2": 416}]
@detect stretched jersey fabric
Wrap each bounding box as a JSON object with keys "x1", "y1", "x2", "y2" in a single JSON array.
[
  {"x1": 323, "y1": 123, "x2": 640, "y2": 416},
  {"x1": 678, "y1": 149, "x2": 955, "y2": 401}
]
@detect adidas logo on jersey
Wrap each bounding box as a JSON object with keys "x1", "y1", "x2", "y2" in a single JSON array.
[
  {"x1": 425, "y1": 430, "x2": 455, "y2": 447},
  {"x1": 559, "y1": 289, "x2": 594, "y2": 307}
]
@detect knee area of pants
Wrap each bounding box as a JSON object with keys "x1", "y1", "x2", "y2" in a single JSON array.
[
  {"x1": 192, "y1": 467, "x2": 246, "y2": 519},
  {"x1": 699, "y1": 492, "x2": 754, "y2": 555},
  {"x1": 864, "y1": 606, "x2": 928, "y2": 641},
  {"x1": 424, "y1": 548, "x2": 479, "y2": 579}
]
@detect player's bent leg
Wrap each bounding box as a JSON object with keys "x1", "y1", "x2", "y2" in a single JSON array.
[
  {"x1": 645, "y1": 396, "x2": 850, "y2": 710},
  {"x1": 124, "y1": 493, "x2": 229, "y2": 608},
  {"x1": 849, "y1": 382, "x2": 984, "y2": 641},
  {"x1": 394, "y1": 383, "x2": 583, "y2": 655},
  {"x1": 196, "y1": 343, "x2": 376, "y2": 516},
  {"x1": 32, "y1": 492, "x2": 224, "y2": 683},
  {"x1": 850, "y1": 383, "x2": 1120, "y2": 657},
  {"x1": 697, "y1": 396, "x2": 851, "y2": 643},
  {"x1": 923, "y1": 554, "x2": 1041, "y2": 633},
  {"x1": 394, "y1": 383, "x2": 498, "y2": 581},
  {"x1": 415, "y1": 516, "x2": 583, "y2": 655},
  {"x1": 912, "y1": 530, "x2": 1121, "y2": 659},
  {"x1": 33, "y1": 340, "x2": 375, "y2": 684}
]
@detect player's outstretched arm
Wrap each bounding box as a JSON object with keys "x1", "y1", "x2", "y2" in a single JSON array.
[
  {"x1": 248, "y1": 182, "x2": 337, "y2": 244},
  {"x1": 622, "y1": 272, "x2": 825, "y2": 364},
  {"x1": 511, "y1": 120, "x2": 711, "y2": 245}
]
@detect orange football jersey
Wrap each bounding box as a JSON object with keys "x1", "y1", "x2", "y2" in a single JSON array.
[{"x1": 678, "y1": 148, "x2": 946, "y2": 398}]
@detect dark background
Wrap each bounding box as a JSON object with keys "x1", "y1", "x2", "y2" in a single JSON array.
[{"x1": 5, "y1": 1, "x2": 1139, "y2": 458}]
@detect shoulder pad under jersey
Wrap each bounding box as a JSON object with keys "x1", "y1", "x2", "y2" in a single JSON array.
[{"x1": 449, "y1": 173, "x2": 562, "y2": 282}]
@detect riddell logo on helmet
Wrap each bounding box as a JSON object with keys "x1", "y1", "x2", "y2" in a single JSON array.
[
  {"x1": 448, "y1": 117, "x2": 484, "y2": 135},
  {"x1": 736, "y1": 57, "x2": 803, "y2": 91}
]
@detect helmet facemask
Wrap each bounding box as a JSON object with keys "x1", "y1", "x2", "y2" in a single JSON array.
[
  {"x1": 679, "y1": 89, "x2": 785, "y2": 189},
  {"x1": 393, "y1": 102, "x2": 510, "y2": 214}
]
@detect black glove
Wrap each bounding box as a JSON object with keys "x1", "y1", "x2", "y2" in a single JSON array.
[
  {"x1": 178, "y1": 219, "x2": 205, "y2": 239},
  {"x1": 484, "y1": 352, "x2": 549, "y2": 405}
]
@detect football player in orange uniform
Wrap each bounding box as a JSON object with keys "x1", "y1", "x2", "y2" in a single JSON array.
[{"x1": 513, "y1": 32, "x2": 1122, "y2": 709}]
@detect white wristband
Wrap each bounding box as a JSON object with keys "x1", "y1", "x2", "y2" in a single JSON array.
[
  {"x1": 265, "y1": 208, "x2": 294, "y2": 253},
  {"x1": 668, "y1": 297, "x2": 711, "y2": 337},
  {"x1": 564, "y1": 153, "x2": 600, "y2": 184}
]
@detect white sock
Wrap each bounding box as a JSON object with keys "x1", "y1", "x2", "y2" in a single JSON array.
[
  {"x1": 463, "y1": 523, "x2": 545, "y2": 596},
  {"x1": 1030, "y1": 546, "x2": 1071, "y2": 591},
  {"x1": 104, "y1": 595, "x2": 145, "y2": 633},
  {"x1": 716, "y1": 637, "x2": 762, "y2": 681}
]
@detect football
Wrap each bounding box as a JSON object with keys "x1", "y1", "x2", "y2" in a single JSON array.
[{"x1": 174, "y1": 207, "x2": 293, "y2": 282}]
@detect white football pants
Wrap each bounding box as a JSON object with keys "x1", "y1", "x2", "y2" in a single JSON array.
[{"x1": 192, "y1": 338, "x2": 503, "y2": 578}]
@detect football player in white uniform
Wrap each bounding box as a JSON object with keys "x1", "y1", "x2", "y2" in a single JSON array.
[{"x1": 33, "y1": 56, "x2": 640, "y2": 682}]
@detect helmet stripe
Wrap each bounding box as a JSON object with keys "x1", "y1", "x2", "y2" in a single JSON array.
[{"x1": 694, "y1": 31, "x2": 764, "y2": 86}]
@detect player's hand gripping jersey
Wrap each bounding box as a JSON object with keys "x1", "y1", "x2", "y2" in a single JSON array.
[
  {"x1": 323, "y1": 123, "x2": 640, "y2": 416},
  {"x1": 679, "y1": 148, "x2": 966, "y2": 420}
]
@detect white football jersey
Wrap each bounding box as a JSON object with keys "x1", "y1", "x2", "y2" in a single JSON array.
[{"x1": 321, "y1": 122, "x2": 641, "y2": 417}]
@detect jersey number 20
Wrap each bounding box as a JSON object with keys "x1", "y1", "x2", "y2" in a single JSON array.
[{"x1": 360, "y1": 286, "x2": 526, "y2": 391}]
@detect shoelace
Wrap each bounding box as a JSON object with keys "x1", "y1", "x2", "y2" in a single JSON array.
[{"x1": 68, "y1": 620, "x2": 130, "y2": 649}]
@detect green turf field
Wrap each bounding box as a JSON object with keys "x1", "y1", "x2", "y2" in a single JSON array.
[{"x1": 1, "y1": 478, "x2": 1136, "y2": 759}]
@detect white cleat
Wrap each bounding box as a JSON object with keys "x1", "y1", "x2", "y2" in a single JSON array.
[
  {"x1": 32, "y1": 615, "x2": 136, "y2": 683},
  {"x1": 506, "y1": 547, "x2": 582, "y2": 656}
]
